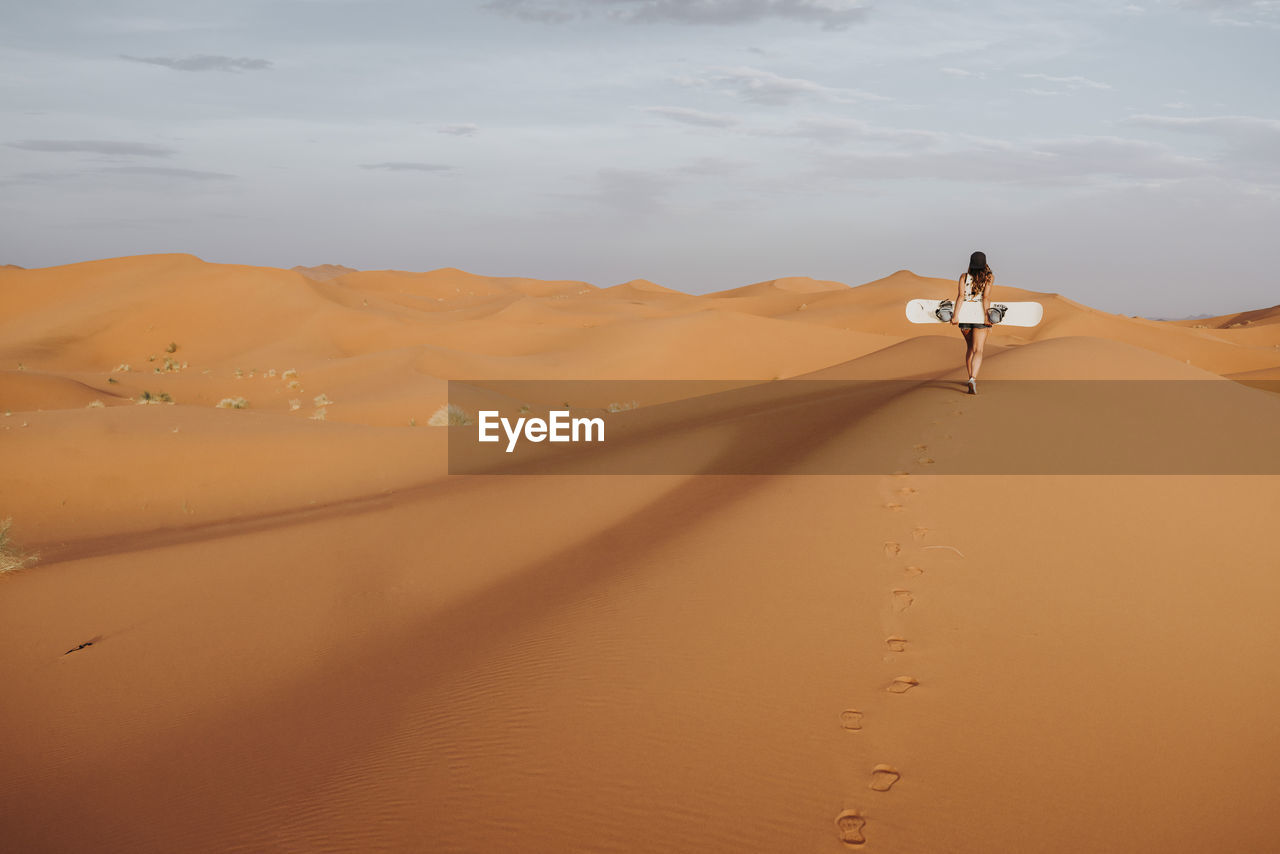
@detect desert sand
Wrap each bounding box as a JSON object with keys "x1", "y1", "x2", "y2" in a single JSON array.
[{"x1": 2, "y1": 254, "x2": 1279, "y2": 852}]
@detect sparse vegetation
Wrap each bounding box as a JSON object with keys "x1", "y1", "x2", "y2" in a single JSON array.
[
  {"x1": 607, "y1": 401, "x2": 638, "y2": 412},
  {"x1": 137, "y1": 390, "x2": 174, "y2": 405},
  {"x1": 216, "y1": 397, "x2": 248, "y2": 409},
  {"x1": 310, "y1": 407, "x2": 327, "y2": 421},
  {"x1": 165, "y1": 342, "x2": 178, "y2": 353},
  {"x1": 1, "y1": 518, "x2": 38, "y2": 575},
  {"x1": 287, "y1": 380, "x2": 303, "y2": 391},
  {"x1": 288, "y1": 399, "x2": 301, "y2": 411},
  {"x1": 518, "y1": 404, "x2": 531, "y2": 415},
  {"x1": 112, "y1": 364, "x2": 131, "y2": 373},
  {"x1": 409, "y1": 417, "x2": 417, "y2": 426},
  {"x1": 282, "y1": 369, "x2": 298, "y2": 381},
  {"x1": 107, "y1": 377, "x2": 119, "y2": 384},
  {"x1": 313, "y1": 393, "x2": 333, "y2": 407},
  {"x1": 87, "y1": 400, "x2": 105, "y2": 408},
  {"x1": 428, "y1": 403, "x2": 473, "y2": 426}
]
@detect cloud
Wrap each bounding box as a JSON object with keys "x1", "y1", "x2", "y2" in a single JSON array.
[
  {"x1": 0, "y1": 170, "x2": 84, "y2": 187},
  {"x1": 1173, "y1": 0, "x2": 1280, "y2": 26},
  {"x1": 360, "y1": 162, "x2": 455, "y2": 172},
  {"x1": 100, "y1": 166, "x2": 235, "y2": 180},
  {"x1": 643, "y1": 106, "x2": 739, "y2": 127},
  {"x1": 677, "y1": 156, "x2": 751, "y2": 176},
  {"x1": 1127, "y1": 113, "x2": 1280, "y2": 137},
  {"x1": 768, "y1": 116, "x2": 944, "y2": 147},
  {"x1": 812, "y1": 134, "x2": 1214, "y2": 187},
  {"x1": 6, "y1": 139, "x2": 176, "y2": 157},
  {"x1": 483, "y1": 0, "x2": 871, "y2": 29},
  {"x1": 679, "y1": 65, "x2": 886, "y2": 105},
  {"x1": 1125, "y1": 113, "x2": 1280, "y2": 172},
  {"x1": 482, "y1": 0, "x2": 576, "y2": 23},
  {"x1": 0, "y1": 166, "x2": 233, "y2": 187},
  {"x1": 941, "y1": 67, "x2": 985, "y2": 78},
  {"x1": 1021, "y1": 72, "x2": 1112, "y2": 91},
  {"x1": 573, "y1": 168, "x2": 674, "y2": 216},
  {"x1": 438, "y1": 123, "x2": 479, "y2": 136},
  {"x1": 121, "y1": 54, "x2": 273, "y2": 72}
]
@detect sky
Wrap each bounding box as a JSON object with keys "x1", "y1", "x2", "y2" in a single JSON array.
[{"x1": 2, "y1": 0, "x2": 1278, "y2": 315}]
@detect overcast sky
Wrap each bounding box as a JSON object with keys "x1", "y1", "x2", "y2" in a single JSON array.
[{"x1": 2, "y1": 0, "x2": 1278, "y2": 315}]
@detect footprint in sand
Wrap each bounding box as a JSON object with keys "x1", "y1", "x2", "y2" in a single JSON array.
[
  {"x1": 869, "y1": 765, "x2": 901, "y2": 792},
  {"x1": 917, "y1": 456, "x2": 935, "y2": 465},
  {"x1": 892, "y1": 590, "x2": 914, "y2": 612},
  {"x1": 904, "y1": 565, "x2": 924, "y2": 577},
  {"x1": 887, "y1": 676, "x2": 920, "y2": 694},
  {"x1": 885, "y1": 636, "x2": 908, "y2": 652},
  {"x1": 883, "y1": 541, "x2": 901, "y2": 558},
  {"x1": 913, "y1": 443, "x2": 928, "y2": 452},
  {"x1": 897, "y1": 487, "x2": 918, "y2": 496},
  {"x1": 911, "y1": 527, "x2": 930, "y2": 541},
  {"x1": 840, "y1": 710, "x2": 864, "y2": 731},
  {"x1": 835, "y1": 810, "x2": 867, "y2": 846},
  {"x1": 884, "y1": 502, "x2": 904, "y2": 512}
]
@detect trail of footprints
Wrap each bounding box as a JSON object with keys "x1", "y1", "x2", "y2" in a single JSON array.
[{"x1": 837, "y1": 440, "x2": 968, "y2": 847}]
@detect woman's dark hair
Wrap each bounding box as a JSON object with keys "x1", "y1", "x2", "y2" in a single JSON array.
[{"x1": 968, "y1": 251, "x2": 993, "y2": 295}]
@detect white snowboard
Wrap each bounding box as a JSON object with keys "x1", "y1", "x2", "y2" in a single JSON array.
[{"x1": 906, "y1": 298, "x2": 1043, "y2": 327}]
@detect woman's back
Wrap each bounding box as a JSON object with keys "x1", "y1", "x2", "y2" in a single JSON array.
[{"x1": 961, "y1": 273, "x2": 985, "y2": 302}]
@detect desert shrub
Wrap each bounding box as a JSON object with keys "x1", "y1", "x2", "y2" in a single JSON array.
[
  {"x1": 216, "y1": 397, "x2": 248, "y2": 409},
  {"x1": 428, "y1": 403, "x2": 473, "y2": 426},
  {"x1": 0, "y1": 518, "x2": 37, "y2": 575}
]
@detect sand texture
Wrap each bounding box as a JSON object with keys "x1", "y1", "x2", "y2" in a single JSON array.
[{"x1": 2, "y1": 254, "x2": 1279, "y2": 853}]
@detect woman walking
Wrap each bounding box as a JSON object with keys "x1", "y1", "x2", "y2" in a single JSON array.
[{"x1": 950, "y1": 251, "x2": 993, "y2": 394}]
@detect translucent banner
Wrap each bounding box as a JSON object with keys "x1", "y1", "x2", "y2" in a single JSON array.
[{"x1": 444, "y1": 380, "x2": 1280, "y2": 475}]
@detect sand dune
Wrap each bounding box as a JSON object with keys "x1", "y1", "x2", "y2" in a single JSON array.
[{"x1": 2, "y1": 254, "x2": 1279, "y2": 853}]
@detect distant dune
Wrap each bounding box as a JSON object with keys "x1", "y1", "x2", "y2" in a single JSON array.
[
  {"x1": 291, "y1": 263, "x2": 358, "y2": 281},
  {"x1": 1, "y1": 254, "x2": 1278, "y2": 853}
]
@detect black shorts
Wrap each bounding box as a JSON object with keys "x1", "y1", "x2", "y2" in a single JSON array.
[{"x1": 959, "y1": 322, "x2": 991, "y2": 330}]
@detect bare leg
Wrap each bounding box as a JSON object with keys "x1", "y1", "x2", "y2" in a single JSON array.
[
  {"x1": 961, "y1": 327, "x2": 974, "y2": 379},
  {"x1": 971, "y1": 327, "x2": 988, "y2": 379}
]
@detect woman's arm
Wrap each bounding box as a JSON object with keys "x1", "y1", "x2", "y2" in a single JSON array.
[
  {"x1": 951, "y1": 275, "x2": 963, "y2": 324},
  {"x1": 983, "y1": 281, "x2": 993, "y2": 324}
]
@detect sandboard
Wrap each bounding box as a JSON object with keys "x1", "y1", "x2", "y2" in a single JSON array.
[{"x1": 906, "y1": 298, "x2": 1043, "y2": 327}]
